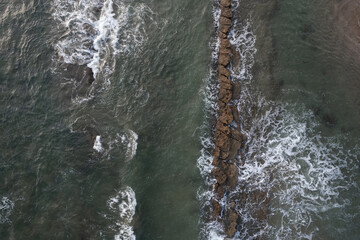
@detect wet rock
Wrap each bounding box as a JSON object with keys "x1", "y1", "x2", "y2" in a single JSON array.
[
  {"x1": 212, "y1": 168, "x2": 227, "y2": 185},
  {"x1": 212, "y1": 156, "x2": 220, "y2": 167},
  {"x1": 219, "y1": 53, "x2": 231, "y2": 66},
  {"x1": 216, "y1": 121, "x2": 231, "y2": 135},
  {"x1": 213, "y1": 147, "x2": 221, "y2": 158},
  {"x1": 219, "y1": 31, "x2": 227, "y2": 39},
  {"x1": 221, "y1": 7, "x2": 233, "y2": 18},
  {"x1": 85, "y1": 67, "x2": 95, "y2": 85},
  {"x1": 232, "y1": 81, "x2": 241, "y2": 100},
  {"x1": 220, "y1": 38, "x2": 231, "y2": 49},
  {"x1": 216, "y1": 131, "x2": 230, "y2": 152},
  {"x1": 215, "y1": 183, "x2": 225, "y2": 199},
  {"x1": 231, "y1": 129, "x2": 244, "y2": 142},
  {"x1": 220, "y1": 80, "x2": 232, "y2": 90},
  {"x1": 225, "y1": 210, "x2": 238, "y2": 237},
  {"x1": 220, "y1": 149, "x2": 230, "y2": 160},
  {"x1": 220, "y1": 0, "x2": 231, "y2": 8},
  {"x1": 220, "y1": 16, "x2": 232, "y2": 26},
  {"x1": 224, "y1": 163, "x2": 238, "y2": 189},
  {"x1": 213, "y1": 200, "x2": 221, "y2": 217},
  {"x1": 219, "y1": 88, "x2": 232, "y2": 103},
  {"x1": 218, "y1": 100, "x2": 226, "y2": 109},
  {"x1": 219, "y1": 105, "x2": 233, "y2": 124},
  {"x1": 228, "y1": 138, "x2": 241, "y2": 160},
  {"x1": 220, "y1": 23, "x2": 231, "y2": 34},
  {"x1": 218, "y1": 65, "x2": 230, "y2": 77},
  {"x1": 219, "y1": 75, "x2": 231, "y2": 84},
  {"x1": 220, "y1": 46, "x2": 232, "y2": 54}
]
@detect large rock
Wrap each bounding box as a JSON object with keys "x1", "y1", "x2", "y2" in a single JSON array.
[
  {"x1": 85, "y1": 67, "x2": 95, "y2": 85},
  {"x1": 219, "y1": 75, "x2": 231, "y2": 84},
  {"x1": 224, "y1": 163, "x2": 238, "y2": 189},
  {"x1": 220, "y1": 0, "x2": 231, "y2": 8},
  {"x1": 212, "y1": 168, "x2": 227, "y2": 185},
  {"x1": 220, "y1": 23, "x2": 231, "y2": 34},
  {"x1": 220, "y1": 16, "x2": 232, "y2": 25},
  {"x1": 228, "y1": 138, "x2": 241, "y2": 160},
  {"x1": 215, "y1": 131, "x2": 230, "y2": 152},
  {"x1": 221, "y1": 7, "x2": 233, "y2": 18},
  {"x1": 219, "y1": 105, "x2": 233, "y2": 124},
  {"x1": 219, "y1": 31, "x2": 227, "y2": 39},
  {"x1": 218, "y1": 53, "x2": 231, "y2": 66},
  {"x1": 225, "y1": 210, "x2": 238, "y2": 237},
  {"x1": 220, "y1": 38, "x2": 231, "y2": 49},
  {"x1": 220, "y1": 46, "x2": 232, "y2": 54},
  {"x1": 218, "y1": 65, "x2": 230, "y2": 77},
  {"x1": 220, "y1": 81, "x2": 232, "y2": 90},
  {"x1": 219, "y1": 87, "x2": 232, "y2": 103},
  {"x1": 213, "y1": 200, "x2": 221, "y2": 217},
  {"x1": 216, "y1": 121, "x2": 231, "y2": 135},
  {"x1": 214, "y1": 183, "x2": 225, "y2": 199}
]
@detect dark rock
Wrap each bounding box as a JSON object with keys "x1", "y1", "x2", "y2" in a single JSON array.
[
  {"x1": 220, "y1": 0, "x2": 231, "y2": 8},
  {"x1": 218, "y1": 53, "x2": 231, "y2": 66},
  {"x1": 216, "y1": 121, "x2": 231, "y2": 135},
  {"x1": 215, "y1": 183, "x2": 225, "y2": 199},
  {"x1": 231, "y1": 129, "x2": 244, "y2": 142},
  {"x1": 219, "y1": 105, "x2": 233, "y2": 124},
  {"x1": 219, "y1": 88, "x2": 232, "y2": 103},
  {"x1": 218, "y1": 65, "x2": 230, "y2": 77},
  {"x1": 225, "y1": 210, "x2": 238, "y2": 237},
  {"x1": 212, "y1": 168, "x2": 227, "y2": 185},
  {"x1": 85, "y1": 67, "x2": 95, "y2": 85},
  {"x1": 213, "y1": 200, "x2": 221, "y2": 217},
  {"x1": 224, "y1": 163, "x2": 238, "y2": 189},
  {"x1": 215, "y1": 131, "x2": 230, "y2": 152},
  {"x1": 221, "y1": 7, "x2": 233, "y2": 18}
]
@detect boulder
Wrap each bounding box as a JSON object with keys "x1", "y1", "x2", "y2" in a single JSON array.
[
  {"x1": 224, "y1": 163, "x2": 238, "y2": 189},
  {"x1": 220, "y1": 16, "x2": 232, "y2": 25},
  {"x1": 219, "y1": 31, "x2": 227, "y2": 39},
  {"x1": 220, "y1": 38, "x2": 231, "y2": 49},
  {"x1": 219, "y1": 75, "x2": 231, "y2": 84},
  {"x1": 212, "y1": 156, "x2": 220, "y2": 167},
  {"x1": 213, "y1": 200, "x2": 221, "y2": 217},
  {"x1": 218, "y1": 53, "x2": 231, "y2": 66},
  {"x1": 215, "y1": 183, "x2": 225, "y2": 199},
  {"x1": 220, "y1": 0, "x2": 231, "y2": 8},
  {"x1": 220, "y1": 23, "x2": 231, "y2": 34},
  {"x1": 221, "y1": 7, "x2": 233, "y2": 18},
  {"x1": 212, "y1": 168, "x2": 227, "y2": 185},
  {"x1": 213, "y1": 147, "x2": 221, "y2": 158},
  {"x1": 220, "y1": 81, "x2": 232, "y2": 90},
  {"x1": 228, "y1": 138, "x2": 241, "y2": 160},
  {"x1": 220, "y1": 46, "x2": 232, "y2": 54},
  {"x1": 219, "y1": 105, "x2": 233, "y2": 124},
  {"x1": 225, "y1": 210, "x2": 238, "y2": 237},
  {"x1": 220, "y1": 150, "x2": 230, "y2": 160},
  {"x1": 219, "y1": 88, "x2": 232, "y2": 103},
  {"x1": 215, "y1": 131, "x2": 230, "y2": 152},
  {"x1": 218, "y1": 65, "x2": 230, "y2": 77},
  {"x1": 216, "y1": 121, "x2": 231, "y2": 135},
  {"x1": 85, "y1": 67, "x2": 95, "y2": 85}
]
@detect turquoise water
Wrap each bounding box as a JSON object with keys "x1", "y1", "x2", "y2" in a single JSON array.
[{"x1": 0, "y1": 0, "x2": 360, "y2": 239}]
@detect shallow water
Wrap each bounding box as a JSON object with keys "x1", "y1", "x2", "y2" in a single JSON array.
[{"x1": 0, "y1": 0, "x2": 360, "y2": 239}]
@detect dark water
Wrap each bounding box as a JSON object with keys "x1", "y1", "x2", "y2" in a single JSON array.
[{"x1": 0, "y1": 0, "x2": 359, "y2": 239}]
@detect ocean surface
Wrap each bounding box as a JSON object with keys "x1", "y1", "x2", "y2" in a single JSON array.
[{"x1": 0, "y1": 0, "x2": 359, "y2": 239}]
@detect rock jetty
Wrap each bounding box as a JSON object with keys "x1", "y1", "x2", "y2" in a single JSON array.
[{"x1": 211, "y1": 0, "x2": 247, "y2": 237}]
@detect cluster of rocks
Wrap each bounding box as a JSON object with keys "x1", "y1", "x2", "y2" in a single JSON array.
[{"x1": 211, "y1": 0, "x2": 247, "y2": 238}]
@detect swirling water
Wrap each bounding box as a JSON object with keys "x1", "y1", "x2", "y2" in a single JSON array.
[{"x1": 0, "y1": 0, "x2": 359, "y2": 239}]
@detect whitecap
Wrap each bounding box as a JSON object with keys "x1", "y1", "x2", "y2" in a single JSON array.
[{"x1": 93, "y1": 135, "x2": 104, "y2": 152}]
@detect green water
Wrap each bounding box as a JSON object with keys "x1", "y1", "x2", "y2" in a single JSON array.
[{"x1": 0, "y1": 0, "x2": 360, "y2": 239}]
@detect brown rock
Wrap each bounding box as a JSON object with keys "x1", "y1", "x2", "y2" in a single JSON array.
[
  {"x1": 224, "y1": 163, "x2": 238, "y2": 189},
  {"x1": 219, "y1": 31, "x2": 227, "y2": 39},
  {"x1": 212, "y1": 156, "x2": 220, "y2": 167},
  {"x1": 231, "y1": 129, "x2": 243, "y2": 142},
  {"x1": 220, "y1": 16, "x2": 232, "y2": 26},
  {"x1": 228, "y1": 138, "x2": 241, "y2": 160},
  {"x1": 220, "y1": 81, "x2": 232, "y2": 90},
  {"x1": 216, "y1": 121, "x2": 231, "y2": 135},
  {"x1": 214, "y1": 183, "x2": 225, "y2": 199},
  {"x1": 218, "y1": 100, "x2": 226, "y2": 109},
  {"x1": 219, "y1": 75, "x2": 231, "y2": 84},
  {"x1": 218, "y1": 53, "x2": 231, "y2": 66},
  {"x1": 213, "y1": 200, "x2": 221, "y2": 217},
  {"x1": 219, "y1": 105, "x2": 233, "y2": 124},
  {"x1": 218, "y1": 65, "x2": 230, "y2": 77},
  {"x1": 213, "y1": 147, "x2": 221, "y2": 158},
  {"x1": 221, "y1": 7, "x2": 232, "y2": 18},
  {"x1": 225, "y1": 210, "x2": 239, "y2": 237},
  {"x1": 219, "y1": 23, "x2": 231, "y2": 34},
  {"x1": 219, "y1": 88, "x2": 232, "y2": 103},
  {"x1": 215, "y1": 131, "x2": 230, "y2": 152},
  {"x1": 220, "y1": 46, "x2": 232, "y2": 54},
  {"x1": 212, "y1": 168, "x2": 227, "y2": 185},
  {"x1": 230, "y1": 105, "x2": 240, "y2": 125},
  {"x1": 220, "y1": 149, "x2": 230, "y2": 160},
  {"x1": 220, "y1": 38, "x2": 231, "y2": 49},
  {"x1": 220, "y1": 0, "x2": 231, "y2": 8}
]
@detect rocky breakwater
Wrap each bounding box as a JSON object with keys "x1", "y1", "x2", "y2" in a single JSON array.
[{"x1": 211, "y1": 0, "x2": 247, "y2": 237}]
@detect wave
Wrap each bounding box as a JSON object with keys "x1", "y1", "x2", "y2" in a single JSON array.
[
  {"x1": 107, "y1": 187, "x2": 137, "y2": 240},
  {"x1": 0, "y1": 197, "x2": 14, "y2": 224}
]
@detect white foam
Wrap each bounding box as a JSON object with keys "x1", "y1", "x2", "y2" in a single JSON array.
[
  {"x1": 0, "y1": 197, "x2": 14, "y2": 224},
  {"x1": 108, "y1": 187, "x2": 137, "y2": 240},
  {"x1": 93, "y1": 135, "x2": 104, "y2": 152},
  {"x1": 117, "y1": 130, "x2": 138, "y2": 161},
  {"x1": 52, "y1": 0, "x2": 154, "y2": 79}
]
